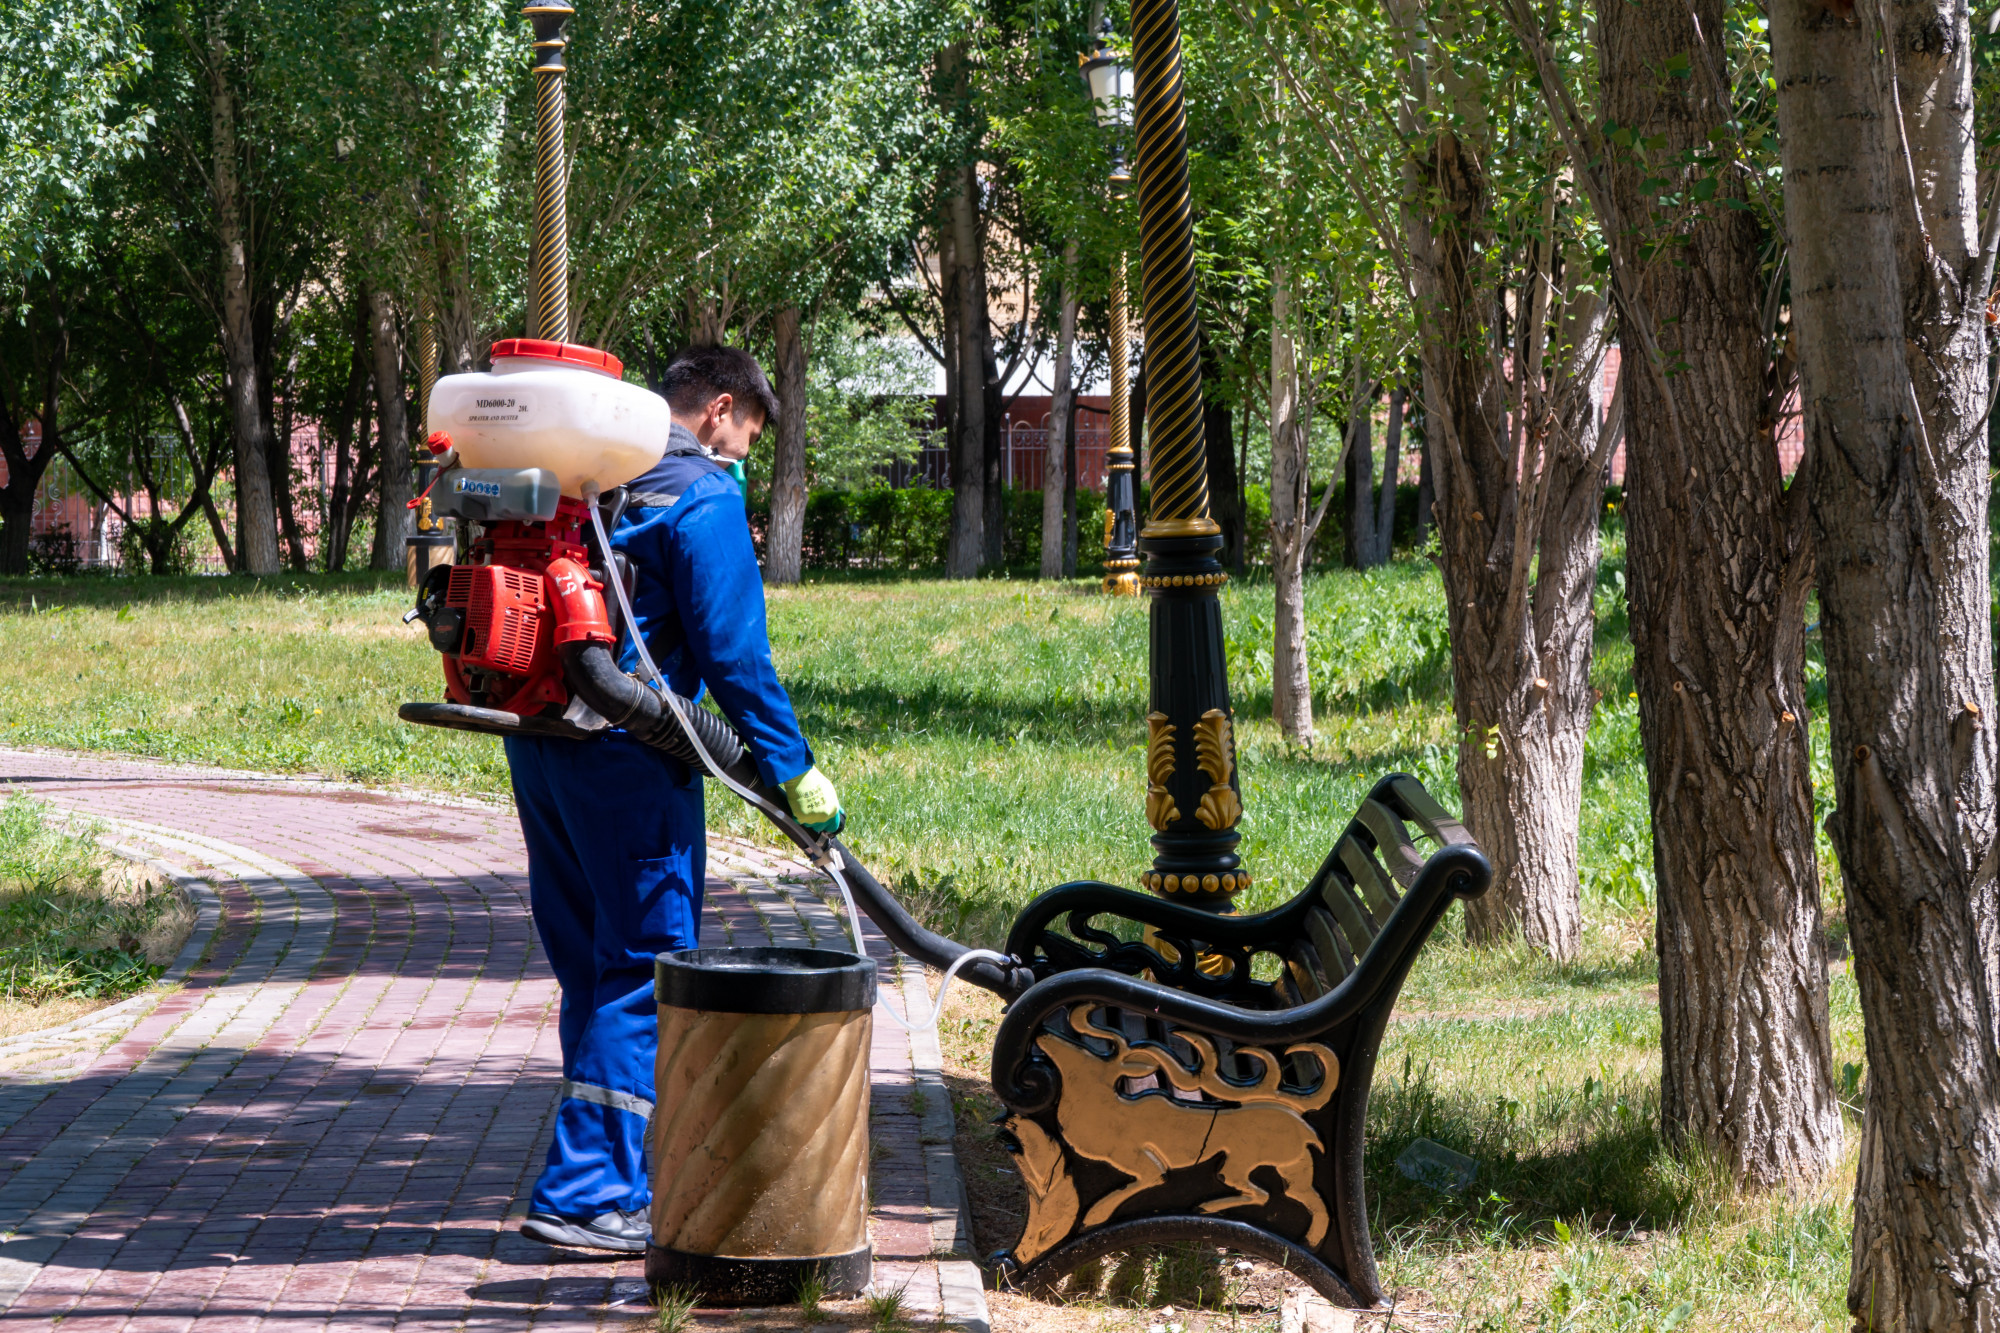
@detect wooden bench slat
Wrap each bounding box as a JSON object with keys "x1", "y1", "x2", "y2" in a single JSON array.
[
  {"x1": 1390, "y1": 774, "x2": 1473, "y2": 847},
  {"x1": 1302, "y1": 906, "x2": 1352, "y2": 985},
  {"x1": 1316, "y1": 880, "x2": 1377, "y2": 958},
  {"x1": 1339, "y1": 838, "x2": 1401, "y2": 926},
  {"x1": 1288, "y1": 937, "x2": 1331, "y2": 996},
  {"x1": 1356, "y1": 798, "x2": 1427, "y2": 888}
]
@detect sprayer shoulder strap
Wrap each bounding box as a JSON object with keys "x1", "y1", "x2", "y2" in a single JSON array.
[{"x1": 628, "y1": 445, "x2": 725, "y2": 510}]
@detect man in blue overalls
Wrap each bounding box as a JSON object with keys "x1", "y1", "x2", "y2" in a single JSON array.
[{"x1": 507, "y1": 345, "x2": 844, "y2": 1252}]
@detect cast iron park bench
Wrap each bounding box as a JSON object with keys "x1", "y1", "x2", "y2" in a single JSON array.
[
  {"x1": 980, "y1": 773, "x2": 1492, "y2": 1307},
  {"x1": 597, "y1": 682, "x2": 1494, "y2": 1308}
]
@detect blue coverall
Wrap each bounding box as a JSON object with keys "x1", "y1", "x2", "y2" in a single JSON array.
[{"x1": 504, "y1": 428, "x2": 814, "y2": 1221}]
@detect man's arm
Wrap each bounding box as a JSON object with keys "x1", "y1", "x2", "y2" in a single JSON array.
[{"x1": 664, "y1": 476, "x2": 815, "y2": 789}]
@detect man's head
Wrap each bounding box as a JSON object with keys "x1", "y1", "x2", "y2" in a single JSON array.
[{"x1": 659, "y1": 345, "x2": 777, "y2": 461}]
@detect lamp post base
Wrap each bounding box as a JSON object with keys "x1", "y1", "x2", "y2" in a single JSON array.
[{"x1": 1138, "y1": 526, "x2": 1244, "y2": 912}]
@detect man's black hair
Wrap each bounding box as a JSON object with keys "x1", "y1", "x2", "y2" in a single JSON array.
[{"x1": 659, "y1": 345, "x2": 780, "y2": 425}]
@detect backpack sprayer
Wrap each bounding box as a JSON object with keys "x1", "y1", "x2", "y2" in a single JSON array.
[{"x1": 396, "y1": 0, "x2": 1025, "y2": 1018}]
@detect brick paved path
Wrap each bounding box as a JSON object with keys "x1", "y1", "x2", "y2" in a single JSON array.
[{"x1": 0, "y1": 748, "x2": 989, "y2": 1332}]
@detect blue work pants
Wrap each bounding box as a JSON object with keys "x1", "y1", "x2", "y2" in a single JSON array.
[{"x1": 505, "y1": 731, "x2": 705, "y2": 1218}]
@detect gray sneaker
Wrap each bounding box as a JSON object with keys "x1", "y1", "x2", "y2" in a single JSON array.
[{"x1": 520, "y1": 1207, "x2": 650, "y2": 1252}]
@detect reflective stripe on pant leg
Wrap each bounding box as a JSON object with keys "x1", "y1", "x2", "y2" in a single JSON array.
[
  {"x1": 533, "y1": 1096, "x2": 654, "y2": 1219},
  {"x1": 561, "y1": 1079, "x2": 655, "y2": 1118}
]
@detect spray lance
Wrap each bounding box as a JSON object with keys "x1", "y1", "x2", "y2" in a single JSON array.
[{"x1": 397, "y1": 0, "x2": 1026, "y2": 1021}]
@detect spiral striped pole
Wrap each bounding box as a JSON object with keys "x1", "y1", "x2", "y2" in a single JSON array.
[
  {"x1": 417, "y1": 289, "x2": 440, "y2": 424},
  {"x1": 1129, "y1": 0, "x2": 1245, "y2": 908},
  {"x1": 415, "y1": 289, "x2": 441, "y2": 535},
  {"x1": 523, "y1": 0, "x2": 573, "y2": 342},
  {"x1": 1101, "y1": 258, "x2": 1140, "y2": 596}
]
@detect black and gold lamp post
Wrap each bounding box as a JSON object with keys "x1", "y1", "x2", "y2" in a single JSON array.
[
  {"x1": 524, "y1": 0, "x2": 574, "y2": 342},
  {"x1": 1081, "y1": 23, "x2": 1140, "y2": 598},
  {"x1": 407, "y1": 288, "x2": 455, "y2": 584},
  {"x1": 1124, "y1": 0, "x2": 1246, "y2": 906}
]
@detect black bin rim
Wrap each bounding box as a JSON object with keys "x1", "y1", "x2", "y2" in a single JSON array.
[{"x1": 655, "y1": 946, "x2": 876, "y2": 1015}]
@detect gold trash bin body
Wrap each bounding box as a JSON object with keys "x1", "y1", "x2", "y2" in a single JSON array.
[{"x1": 646, "y1": 946, "x2": 875, "y2": 1304}]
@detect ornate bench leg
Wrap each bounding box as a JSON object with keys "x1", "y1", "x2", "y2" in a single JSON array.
[{"x1": 997, "y1": 1217, "x2": 1365, "y2": 1308}]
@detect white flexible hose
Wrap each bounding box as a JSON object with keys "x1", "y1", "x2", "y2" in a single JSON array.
[{"x1": 581, "y1": 483, "x2": 1001, "y2": 1033}]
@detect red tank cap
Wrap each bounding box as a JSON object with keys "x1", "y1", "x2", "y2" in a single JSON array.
[{"x1": 489, "y1": 338, "x2": 624, "y2": 378}]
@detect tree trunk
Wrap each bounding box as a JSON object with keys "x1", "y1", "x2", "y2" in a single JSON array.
[
  {"x1": 1130, "y1": 355, "x2": 1147, "y2": 496},
  {"x1": 205, "y1": 21, "x2": 280, "y2": 577},
  {"x1": 1774, "y1": 0, "x2": 2000, "y2": 1322},
  {"x1": 979, "y1": 265, "x2": 1006, "y2": 571},
  {"x1": 1202, "y1": 345, "x2": 1241, "y2": 573},
  {"x1": 1269, "y1": 261, "x2": 1314, "y2": 743},
  {"x1": 1402, "y1": 123, "x2": 1591, "y2": 961},
  {"x1": 1343, "y1": 366, "x2": 1377, "y2": 569},
  {"x1": 433, "y1": 222, "x2": 480, "y2": 375},
  {"x1": 768, "y1": 305, "x2": 808, "y2": 584},
  {"x1": 1042, "y1": 248, "x2": 1078, "y2": 580},
  {"x1": 269, "y1": 379, "x2": 308, "y2": 571},
  {"x1": 945, "y1": 157, "x2": 987, "y2": 578},
  {"x1": 1414, "y1": 398, "x2": 1434, "y2": 548},
  {"x1": 1599, "y1": 0, "x2": 1839, "y2": 1188},
  {"x1": 368, "y1": 284, "x2": 412, "y2": 571},
  {"x1": 1062, "y1": 398, "x2": 1078, "y2": 576},
  {"x1": 1373, "y1": 389, "x2": 1404, "y2": 564},
  {"x1": 0, "y1": 287, "x2": 65, "y2": 575}
]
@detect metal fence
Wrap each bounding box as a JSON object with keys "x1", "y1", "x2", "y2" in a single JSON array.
[{"x1": 886, "y1": 415, "x2": 1118, "y2": 492}]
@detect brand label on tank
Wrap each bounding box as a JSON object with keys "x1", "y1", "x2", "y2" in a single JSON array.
[
  {"x1": 455, "y1": 478, "x2": 502, "y2": 498},
  {"x1": 468, "y1": 396, "x2": 529, "y2": 423}
]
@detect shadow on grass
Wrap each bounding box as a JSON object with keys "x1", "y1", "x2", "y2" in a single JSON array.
[{"x1": 1367, "y1": 1054, "x2": 1693, "y2": 1239}]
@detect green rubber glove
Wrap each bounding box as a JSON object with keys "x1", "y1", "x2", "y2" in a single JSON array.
[{"x1": 781, "y1": 766, "x2": 844, "y2": 834}]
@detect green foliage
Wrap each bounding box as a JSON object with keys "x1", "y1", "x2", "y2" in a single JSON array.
[
  {"x1": 746, "y1": 321, "x2": 934, "y2": 492},
  {"x1": 0, "y1": 0, "x2": 150, "y2": 271}
]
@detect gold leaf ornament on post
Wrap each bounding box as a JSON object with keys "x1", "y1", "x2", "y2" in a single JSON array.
[
  {"x1": 1145, "y1": 711, "x2": 1180, "y2": 830},
  {"x1": 1193, "y1": 708, "x2": 1243, "y2": 831}
]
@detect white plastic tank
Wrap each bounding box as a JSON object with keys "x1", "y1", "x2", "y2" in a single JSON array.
[{"x1": 426, "y1": 339, "x2": 670, "y2": 498}]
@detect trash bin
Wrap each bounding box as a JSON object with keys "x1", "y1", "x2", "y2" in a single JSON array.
[
  {"x1": 405, "y1": 531, "x2": 455, "y2": 587},
  {"x1": 646, "y1": 946, "x2": 876, "y2": 1305},
  {"x1": 405, "y1": 459, "x2": 456, "y2": 587}
]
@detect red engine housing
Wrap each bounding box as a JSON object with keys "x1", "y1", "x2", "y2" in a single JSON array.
[{"x1": 432, "y1": 498, "x2": 615, "y2": 718}]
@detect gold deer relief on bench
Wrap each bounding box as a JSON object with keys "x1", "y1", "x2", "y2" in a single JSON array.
[{"x1": 1009, "y1": 1006, "x2": 1339, "y2": 1263}]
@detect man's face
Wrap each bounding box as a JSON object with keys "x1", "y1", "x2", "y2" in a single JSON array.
[{"x1": 685, "y1": 393, "x2": 766, "y2": 462}]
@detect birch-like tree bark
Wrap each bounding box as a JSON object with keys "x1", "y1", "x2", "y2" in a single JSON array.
[
  {"x1": 1269, "y1": 261, "x2": 1315, "y2": 742},
  {"x1": 767, "y1": 305, "x2": 809, "y2": 584},
  {"x1": 1268, "y1": 260, "x2": 1342, "y2": 743},
  {"x1": 1773, "y1": 0, "x2": 2000, "y2": 1321},
  {"x1": 1343, "y1": 363, "x2": 1378, "y2": 569}
]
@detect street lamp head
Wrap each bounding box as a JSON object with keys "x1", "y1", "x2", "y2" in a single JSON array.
[{"x1": 1078, "y1": 18, "x2": 1133, "y2": 132}]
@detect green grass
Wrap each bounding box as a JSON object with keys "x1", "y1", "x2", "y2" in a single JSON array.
[
  {"x1": 0, "y1": 551, "x2": 1865, "y2": 1330},
  {"x1": 0, "y1": 795, "x2": 190, "y2": 1003}
]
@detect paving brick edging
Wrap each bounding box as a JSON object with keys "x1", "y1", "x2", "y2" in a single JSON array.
[{"x1": 0, "y1": 747, "x2": 994, "y2": 1332}]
